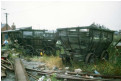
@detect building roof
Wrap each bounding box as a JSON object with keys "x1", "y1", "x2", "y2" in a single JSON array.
[
  {"x1": 1, "y1": 29, "x2": 19, "y2": 33},
  {"x1": 16, "y1": 26, "x2": 32, "y2": 30},
  {"x1": 1, "y1": 24, "x2": 6, "y2": 28},
  {"x1": 1, "y1": 23, "x2": 11, "y2": 29},
  {"x1": 1, "y1": 26, "x2": 32, "y2": 33}
]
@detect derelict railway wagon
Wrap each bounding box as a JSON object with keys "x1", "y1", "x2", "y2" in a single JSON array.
[
  {"x1": 57, "y1": 24, "x2": 114, "y2": 63},
  {"x1": 2, "y1": 28, "x2": 57, "y2": 56}
]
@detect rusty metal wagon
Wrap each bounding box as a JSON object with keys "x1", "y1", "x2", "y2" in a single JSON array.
[
  {"x1": 57, "y1": 24, "x2": 114, "y2": 63},
  {"x1": 2, "y1": 27, "x2": 57, "y2": 56}
]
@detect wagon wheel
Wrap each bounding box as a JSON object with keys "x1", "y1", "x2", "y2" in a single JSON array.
[
  {"x1": 42, "y1": 46, "x2": 55, "y2": 55},
  {"x1": 85, "y1": 53, "x2": 96, "y2": 64},
  {"x1": 62, "y1": 56, "x2": 71, "y2": 65},
  {"x1": 101, "y1": 50, "x2": 109, "y2": 61},
  {"x1": 24, "y1": 45, "x2": 34, "y2": 56}
]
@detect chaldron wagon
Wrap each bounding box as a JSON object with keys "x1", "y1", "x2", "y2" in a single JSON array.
[
  {"x1": 57, "y1": 24, "x2": 114, "y2": 63},
  {"x1": 2, "y1": 27, "x2": 57, "y2": 56}
]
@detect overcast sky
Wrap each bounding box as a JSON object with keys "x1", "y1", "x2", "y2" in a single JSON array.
[{"x1": 1, "y1": 1, "x2": 121, "y2": 30}]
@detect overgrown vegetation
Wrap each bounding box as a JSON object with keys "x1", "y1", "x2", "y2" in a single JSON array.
[{"x1": 30, "y1": 55, "x2": 64, "y2": 69}]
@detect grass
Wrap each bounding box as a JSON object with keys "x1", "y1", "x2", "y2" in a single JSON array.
[
  {"x1": 28, "y1": 55, "x2": 64, "y2": 81},
  {"x1": 70, "y1": 59, "x2": 121, "y2": 76},
  {"x1": 30, "y1": 55, "x2": 64, "y2": 69},
  {"x1": 41, "y1": 55, "x2": 64, "y2": 69}
]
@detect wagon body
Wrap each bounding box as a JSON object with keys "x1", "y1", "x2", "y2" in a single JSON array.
[
  {"x1": 2, "y1": 28, "x2": 57, "y2": 55},
  {"x1": 57, "y1": 25, "x2": 114, "y2": 63}
]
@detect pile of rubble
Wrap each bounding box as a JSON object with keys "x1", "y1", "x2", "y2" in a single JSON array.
[
  {"x1": 21, "y1": 59, "x2": 121, "y2": 81},
  {"x1": 1, "y1": 48, "x2": 121, "y2": 81}
]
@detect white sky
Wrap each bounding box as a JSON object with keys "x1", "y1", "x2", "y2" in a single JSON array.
[{"x1": 1, "y1": 1, "x2": 121, "y2": 30}]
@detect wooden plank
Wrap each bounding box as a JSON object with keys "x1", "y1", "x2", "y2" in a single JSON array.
[
  {"x1": 1, "y1": 69, "x2": 6, "y2": 77},
  {"x1": 1, "y1": 59, "x2": 10, "y2": 64},
  {"x1": 26, "y1": 67, "x2": 42, "y2": 72},
  {"x1": 1, "y1": 63, "x2": 13, "y2": 70},
  {"x1": 14, "y1": 58, "x2": 30, "y2": 81},
  {"x1": 26, "y1": 67, "x2": 120, "y2": 80},
  {"x1": 68, "y1": 72, "x2": 121, "y2": 79},
  {"x1": 38, "y1": 72, "x2": 111, "y2": 81},
  {"x1": 7, "y1": 59, "x2": 13, "y2": 69},
  {"x1": 1, "y1": 66, "x2": 6, "y2": 70}
]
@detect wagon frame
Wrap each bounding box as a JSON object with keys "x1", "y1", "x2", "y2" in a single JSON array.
[
  {"x1": 57, "y1": 24, "x2": 114, "y2": 63},
  {"x1": 2, "y1": 28, "x2": 57, "y2": 56}
]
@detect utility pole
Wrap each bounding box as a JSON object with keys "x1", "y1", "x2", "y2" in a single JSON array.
[{"x1": 5, "y1": 13, "x2": 8, "y2": 30}]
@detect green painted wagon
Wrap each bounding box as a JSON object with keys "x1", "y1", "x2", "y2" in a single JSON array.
[
  {"x1": 57, "y1": 24, "x2": 114, "y2": 63},
  {"x1": 2, "y1": 27, "x2": 57, "y2": 56}
]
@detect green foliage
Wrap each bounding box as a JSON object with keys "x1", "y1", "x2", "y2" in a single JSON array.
[
  {"x1": 70, "y1": 58, "x2": 121, "y2": 76},
  {"x1": 2, "y1": 44, "x2": 10, "y2": 50},
  {"x1": 50, "y1": 73, "x2": 61, "y2": 81}
]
